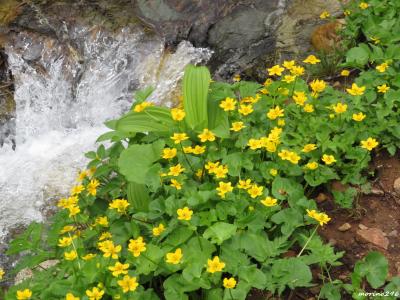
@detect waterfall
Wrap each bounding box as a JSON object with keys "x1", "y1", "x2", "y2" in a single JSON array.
[{"x1": 0, "y1": 24, "x2": 211, "y2": 240}]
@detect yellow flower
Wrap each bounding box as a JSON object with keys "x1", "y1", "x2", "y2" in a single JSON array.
[
  {"x1": 237, "y1": 179, "x2": 252, "y2": 189},
  {"x1": 77, "y1": 170, "x2": 88, "y2": 181},
  {"x1": 195, "y1": 169, "x2": 203, "y2": 179},
  {"x1": 278, "y1": 87, "x2": 289, "y2": 96},
  {"x1": 205, "y1": 161, "x2": 220, "y2": 174},
  {"x1": 162, "y1": 148, "x2": 177, "y2": 159},
  {"x1": 95, "y1": 216, "x2": 108, "y2": 227},
  {"x1": 64, "y1": 250, "x2": 78, "y2": 261},
  {"x1": 65, "y1": 293, "x2": 80, "y2": 300},
  {"x1": 376, "y1": 62, "x2": 388, "y2": 73},
  {"x1": 259, "y1": 88, "x2": 269, "y2": 94},
  {"x1": 310, "y1": 79, "x2": 326, "y2": 93},
  {"x1": 340, "y1": 69, "x2": 350, "y2": 77},
  {"x1": 168, "y1": 163, "x2": 185, "y2": 176},
  {"x1": 117, "y1": 275, "x2": 139, "y2": 293},
  {"x1": 277, "y1": 119, "x2": 285, "y2": 127},
  {"x1": 263, "y1": 78, "x2": 274, "y2": 86},
  {"x1": 233, "y1": 74, "x2": 241, "y2": 82},
  {"x1": 267, "y1": 106, "x2": 284, "y2": 120},
  {"x1": 223, "y1": 277, "x2": 237, "y2": 289},
  {"x1": 207, "y1": 256, "x2": 225, "y2": 273},
  {"x1": 290, "y1": 65, "x2": 305, "y2": 76},
  {"x1": 86, "y1": 287, "x2": 104, "y2": 300},
  {"x1": 352, "y1": 112, "x2": 366, "y2": 122},
  {"x1": 293, "y1": 91, "x2": 307, "y2": 106},
  {"x1": 320, "y1": 11, "x2": 330, "y2": 19},
  {"x1": 303, "y1": 55, "x2": 321, "y2": 64},
  {"x1": 238, "y1": 104, "x2": 254, "y2": 116},
  {"x1": 216, "y1": 181, "x2": 234, "y2": 198},
  {"x1": 214, "y1": 165, "x2": 229, "y2": 179},
  {"x1": 198, "y1": 129, "x2": 216, "y2": 142},
  {"x1": 247, "y1": 184, "x2": 263, "y2": 198},
  {"x1": 133, "y1": 102, "x2": 153, "y2": 112},
  {"x1": 99, "y1": 232, "x2": 112, "y2": 241},
  {"x1": 177, "y1": 207, "x2": 193, "y2": 221},
  {"x1": 230, "y1": 121, "x2": 245, "y2": 132},
  {"x1": 58, "y1": 236, "x2": 73, "y2": 247},
  {"x1": 70, "y1": 185, "x2": 84, "y2": 196},
  {"x1": 288, "y1": 152, "x2": 301, "y2": 164},
  {"x1": 270, "y1": 169, "x2": 278, "y2": 176},
  {"x1": 0, "y1": 268, "x2": 4, "y2": 280},
  {"x1": 307, "y1": 209, "x2": 331, "y2": 226},
  {"x1": 109, "y1": 261, "x2": 129, "y2": 277},
  {"x1": 192, "y1": 145, "x2": 206, "y2": 155},
  {"x1": 152, "y1": 224, "x2": 165, "y2": 236},
  {"x1": 220, "y1": 97, "x2": 237, "y2": 111},
  {"x1": 359, "y1": 2, "x2": 369, "y2": 9},
  {"x1": 377, "y1": 84, "x2": 390, "y2": 93},
  {"x1": 68, "y1": 205, "x2": 80, "y2": 218},
  {"x1": 99, "y1": 241, "x2": 121, "y2": 259},
  {"x1": 60, "y1": 225, "x2": 75, "y2": 234},
  {"x1": 322, "y1": 154, "x2": 336, "y2": 165},
  {"x1": 361, "y1": 137, "x2": 379, "y2": 151},
  {"x1": 17, "y1": 289, "x2": 32, "y2": 300},
  {"x1": 261, "y1": 196, "x2": 278, "y2": 207},
  {"x1": 170, "y1": 179, "x2": 182, "y2": 190},
  {"x1": 346, "y1": 83, "x2": 365, "y2": 96},
  {"x1": 302, "y1": 144, "x2": 317, "y2": 153},
  {"x1": 305, "y1": 161, "x2": 319, "y2": 170},
  {"x1": 82, "y1": 253, "x2": 96, "y2": 261},
  {"x1": 166, "y1": 248, "x2": 183, "y2": 264},
  {"x1": 333, "y1": 102, "x2": 348, "y2": 114},
  {"x1": 87, "y1": 179, "x2": 100, "y2": 196},
  {"x1": 282, "y1": 75, "x2": 296, "y2": 83},
  {"x1": 183, "y1": 146, "x2": 193, "y2": 154},
  {"x1": 282, "y1": 60, "x2": 295, "y2": 70},
  {"x1": 267, "y1": 65, "x2": 285, "y2": 76},
  {"x1": 171, "y1": 108, "x2": 185, "y2": 121},
  {"x1": 109, "y1": 199, "x2": 130, "y2": 213},
  {"x1": 128, "y1": 237, "x2": 146, "y2": 257},
  {"x1": 247, "y1": 138, "x2": 262, "y2": 150},
  {"x1": 344, "y1": 9, "x2": 351, "y2": 16},
  {"x1": 303, "y1": 104, "x2": 314, "y2": 113},
  {"x1": 171, "y1": 133, "x2": 189, "y2": 144}
]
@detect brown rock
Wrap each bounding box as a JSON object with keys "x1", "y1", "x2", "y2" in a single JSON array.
[
  {"x1": 331, "y1": 180, "x2": 349, "y2": 192},
  {"x1": 315, "y1": 193, "x2": 328, "y2": 203},
  {"x1": 358, "y1": 224, "x2": 368, "y2": 230},
  {"x1": 356, "y1": 228, "x2": 389, "y2": 250},
  {"x1": 394, "y1": 178, "x2": 400, "y2": 195},
  {"x1": 338, "y1": 223, "x2": 351, "y2": 232}
]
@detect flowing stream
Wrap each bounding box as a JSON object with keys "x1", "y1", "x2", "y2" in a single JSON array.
[{"x1": 0, "y1": 24, "x2": 211, "y2": 241}]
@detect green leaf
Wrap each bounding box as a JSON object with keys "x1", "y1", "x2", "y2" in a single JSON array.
[
  {"x1": 163, "y1": 227, "x2": 194, "y2": 248},
  {"x1": 345, "y1": 45, "x2": 370, "y2": 66},
  {"x1": 183, "y1": 64, "x2": 211, "y2": 130},
  {"x1": 116, "y1": 106, "x2": 174, "y2": 133},
  {"x1": 207, "y1": 97, "x2": 230, "y2": 138},
  {"x1": 203, "y1": 222, "x2": 237, "y2": 245},
  {"x1": 319, "y1": 282, "x2": 342, "y2": 300},
  {"x1": 271, "y1": 208, "x2": 303, "y2": 235},
  {"x1": 127, "y1": 182, "x2": 151, "y2": 212},
  {"x1": 354, "y1": 251, "x2": 388, "y2": 289},
  {"x1": 118, "y1": 140, "x2": 164, "y2": 183},
  {"x1": 131, "y1": 244, "x2": 164, "y2": 275},
  {"x1": 133, "y1": 86, "x2": 154, "y2": 103}
]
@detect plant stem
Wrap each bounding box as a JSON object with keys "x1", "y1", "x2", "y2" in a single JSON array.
[{"x1": 297, "y1": 225, "x2": 319, "y2": 257}]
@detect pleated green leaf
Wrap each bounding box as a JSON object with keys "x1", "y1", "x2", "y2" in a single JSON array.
[
  {"x1": 183, "y1": 64, "x2": 211, "y2": 130},
  {"x1": 127, "y1": 181, "x2": 151, "y2": 212},
  {"x1": 115, "y1": 106, "x2": 174, "y2": 133}
]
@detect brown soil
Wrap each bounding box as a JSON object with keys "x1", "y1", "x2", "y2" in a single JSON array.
[{"x1": 247, "y1": 150, "x2": 400, "y2": 300}]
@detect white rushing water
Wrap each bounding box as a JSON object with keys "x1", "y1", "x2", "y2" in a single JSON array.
[{"x1": 0, "y1": 25, "x2": 211, "y2": 239}]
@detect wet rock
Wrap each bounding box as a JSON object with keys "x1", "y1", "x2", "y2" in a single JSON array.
[
  {"x1": 394, "y1": 178, "x2": 400, "y2": 195},
  {"x1": 338, "y1": 223, "x2": 351, "y2": 232},
  {"x1": 356, "y1": 228, "x2": 389, "y2": 250},
  {"x1": 388, "y1": 230, "x2": 398, "y2": 237}
]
